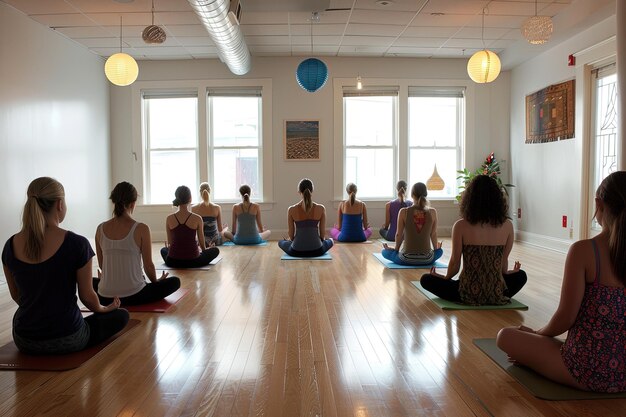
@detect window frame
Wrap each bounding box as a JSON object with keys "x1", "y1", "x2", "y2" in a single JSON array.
[
  {"x1": 131, "y1": 79, "x2": 273, "y2": 207},
  {"x1": 333, "y1": 77, "x2": 474, "y2": 206}
]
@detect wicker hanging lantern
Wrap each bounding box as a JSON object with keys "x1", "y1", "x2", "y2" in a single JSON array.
[{"x1": 142, "y1": 0, "x2": 167, "y2": 44}]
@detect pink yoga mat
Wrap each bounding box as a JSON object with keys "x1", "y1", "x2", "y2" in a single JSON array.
[{"x1": 0, "y1": 319, "x2": 140, "y2": 371}]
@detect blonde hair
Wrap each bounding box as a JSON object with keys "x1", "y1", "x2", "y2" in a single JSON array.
[
  {"x1": 21, "y1": 177, "x2": 65, "y2": 261},
  {"x1": 200, "y1": 182, "x2": 211, "y2": 204},
  {"x1": 346, "y1": 183, "x2": 357, "y2": 206}
]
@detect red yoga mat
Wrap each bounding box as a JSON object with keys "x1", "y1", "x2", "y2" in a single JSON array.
[{"x1": 0, "y1": 318, "x2": 140, "y2": 371}]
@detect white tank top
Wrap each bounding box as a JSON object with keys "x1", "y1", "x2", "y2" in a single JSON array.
[{"x1": 97, "y1": 222, "x2": 146, "y2": 297}]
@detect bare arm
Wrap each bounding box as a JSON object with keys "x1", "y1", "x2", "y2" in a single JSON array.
[
  {"x1": 394, "y1": 208, "x2": 406, "y2": 251},
  {"x1": 3, "y1": 265, "x2": 19, "y2": 303},
  {"x1": 430, "y1": 208, "x2": 438, "y2": 249},
  {"x1": 77, "y1": 258, "x2": 120, "y2": 313},
  {"x1": 216, "y1": 206, "x2": 223, "y2": 233},
  {"x1": 165, "y1": 217, "x2": 173, "y2": 247},
  {"x1": 287, "y1": 207, "x2": 295, "y2": 240},
  {"x1": 138, "y1": 223, "x2": 165, "y2": 283},
  {"x1": 501, "y1": 221, "x2": 514, "y2": 274},
  {"x1": 336, "y1": 202, "x2": 343, "y2": 230},
  {"x1": 196, "y1": 217, "x2": 207, "y2": 249},
  {"x1": 95, "y1": 225, "x2": 103, "y2": 272},
  {"x1": 319, "y1": 205, "x2": 327, "y2": 240},
  {"x1": 362, "y1": 202, "x2": 369, "y2": 229},
  {"x1": 231, "y1": 205, "x2": 238, "y2": 234},
  {"x1": 536, "y1": 241, "x2": 588, "y2": 337},
  {"x1": 382, "y1": 202, "x2": 391, "y2": 228},
  {"x1": 439, "y1": 220, "x2": 463, "y2": 279},
  {"x1": 254, "y1": 204, "x2": 265, "y2": 232}
]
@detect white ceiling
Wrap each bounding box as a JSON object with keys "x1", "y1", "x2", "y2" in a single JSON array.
[{"x1": 2, "y1": 0, "x2": 617, "y2": 68}]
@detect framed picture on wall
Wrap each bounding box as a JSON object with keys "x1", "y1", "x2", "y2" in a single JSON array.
[
  {"x1": 525, "y1": 79, "x2": 575, "y2": 144},
  {"x1": 284, "y1": 120, "x2": 320, "y2": 161}
]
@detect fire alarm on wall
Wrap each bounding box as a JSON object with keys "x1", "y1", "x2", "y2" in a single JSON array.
[{"x1": 568, "y1": 54, "x2": 576, "y2": 66}]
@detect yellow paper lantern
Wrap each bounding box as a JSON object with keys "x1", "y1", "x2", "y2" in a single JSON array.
[
  {"x1": 105, "y1": 53, "x2": 139, "y2": 86},
  {"x1": 467, "y1": 49, "x2": 501, "y2": 84}
]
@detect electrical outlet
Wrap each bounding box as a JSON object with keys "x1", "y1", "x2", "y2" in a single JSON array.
[
  {"x1": 517, "y1": 208, "x2": 521, "y2": 219},
  {"x1": 569, "y1": 228, "x2": 574, "y2": 239},
  {"x1": 562, "y1": 215, "x2": 567, "y2": 228}
]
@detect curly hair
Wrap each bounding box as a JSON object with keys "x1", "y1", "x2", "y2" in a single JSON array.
[{"x1": 459, "y1": 175, "x2": 508, "y2": 226}]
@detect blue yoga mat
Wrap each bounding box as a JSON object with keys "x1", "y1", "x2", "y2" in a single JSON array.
[
  {"x1": 222, "y1": 240, "x2": 268, "y2": 246},
  {"x1": 372, "y1": 252, "x2": 447, "y2": 269},
  {"x1": 281, "y1": 253, "x2": 332, "y2": 260}
]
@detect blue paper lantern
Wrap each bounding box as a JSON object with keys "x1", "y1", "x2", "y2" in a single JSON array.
[{"x1": 296, "y1": 58, "x2": 328, "y2": 93}]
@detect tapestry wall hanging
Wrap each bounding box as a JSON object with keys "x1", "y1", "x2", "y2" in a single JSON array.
[{"x1": 525, "y1": 79, "x2": 575, "y2": 144}]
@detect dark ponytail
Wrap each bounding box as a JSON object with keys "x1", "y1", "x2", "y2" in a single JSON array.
[
  {"x1": 396, "y1": 180, "x2": 407, "y2": 204},
  {"x1": 173, "y1": 185, "x2": 192, "y2": 207},
  {"x1": 110, "y1": 181, "x2": 138, "y2": 217},
  {"x1": 411, "y1": 182, "x2": 428, "y2": 210},
  {"x1": 239, "y1": 184, "x2": 251, "y2": 204},
  {"x1": 346, "y1": 183, "x2": 357, "y2": 206}
]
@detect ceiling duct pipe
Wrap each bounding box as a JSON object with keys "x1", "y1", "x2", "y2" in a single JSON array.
[{"x1": 186, "y1": 0, "x2": 251, "y2": 75}]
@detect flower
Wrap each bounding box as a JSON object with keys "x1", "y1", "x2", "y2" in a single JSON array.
[{"x1": 456, "y1": 152, "x2": 514, "y2": 202}]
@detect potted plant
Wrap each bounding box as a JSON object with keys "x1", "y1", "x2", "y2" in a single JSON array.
[{"x1": 456, "y1": 152, "x2": 514, "y2": 202}]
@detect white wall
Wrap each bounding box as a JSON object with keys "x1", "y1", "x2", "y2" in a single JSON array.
[
  {"x1": 510, "y1": 15, "x2": 617, "y2": 252},
  {"x1": 110, "y1": 56, "x2": 512, "y2": 239},
  {"x1": 0, "y1": 3, "x2": 110, "y2": 247}
]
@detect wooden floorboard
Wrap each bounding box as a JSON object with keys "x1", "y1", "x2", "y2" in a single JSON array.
[{"x1": 1, "y1": 240, "x2": 626, "y2": 416}]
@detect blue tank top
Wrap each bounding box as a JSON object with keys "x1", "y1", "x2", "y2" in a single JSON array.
[
  {"x1": 292, "y1": 219, "x2": 322, "y2": 251},
  {"x1": 338, "y1": 213, "x2": 366, "y2": 242}
]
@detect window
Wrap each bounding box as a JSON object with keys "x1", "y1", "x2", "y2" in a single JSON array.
[
  {"x1": 143, "y1": 94, "x2": 198, "y2": 204},
  {"x1": 343, "y1": 89, "x2": 398, "y2": 199},
  {"x1": 139, "y1": 82, "x2": 271, "y2": 206},
  {"x1": 408, "y1": 87, "x2": 465, "y2": 199},
  {"x1": 590, "y1": 64, "x2": 617, "y2": 230},
  {"x1": 208, "y1": 90, "x2": 262, "y2": 201}
]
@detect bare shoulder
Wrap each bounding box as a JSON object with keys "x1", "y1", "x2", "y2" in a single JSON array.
[{"x1": 136, "y1": 222, "x2": 150, "y2": 234}]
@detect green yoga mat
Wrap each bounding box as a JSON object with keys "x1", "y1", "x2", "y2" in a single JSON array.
[
  {"x1": 411, "y1": 281, "x2": 528, "y2": 310},
  {"x1": 473, "y1": 338, "x2": 626, "y2": 400}
]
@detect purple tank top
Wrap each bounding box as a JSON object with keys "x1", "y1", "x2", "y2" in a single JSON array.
[
  {"x1": 168, "y1": 214, "x2": 201, "y2": 259},
  {"x1": 387, "y1": 199, "x2": 412, "y2": 238}
]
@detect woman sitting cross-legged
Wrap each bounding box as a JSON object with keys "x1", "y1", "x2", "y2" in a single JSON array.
[
  {"x1": 192, "y1": 182, "x2": 228, "y2": 247},
  {"x1": 330, "y1": 182, "x2": 372, "y2": 242},
  {"x1": 93, "y1": 182, "x2": 181, "y2": 306},
  {"x1": 161, "y1": 185, "x2": 219, "y2": 268},
  {"x1": 381, "y1": 182, "x2": 443, "y2": 265},
  {"x1": 420, "y1": 175, "x2": 526, "y2": 305},
  {"x1": 379, "y1": 180, "x2": 412, "y2": 242},
  {"x1": 497, "y1": 171, "x2": 626, "y2": 393},
  {"x1": 2, "y1": 177, "x2": 129, "y2": 355},
  {"x1": 278, "y1": 178, "x2": 334, "y2": 257},
  {"x1": 223, "y1": 184, "x2": 271, "y2": 245}
]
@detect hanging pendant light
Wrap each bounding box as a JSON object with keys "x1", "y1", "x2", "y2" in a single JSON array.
[
  {"x1": 467, "y1": 8, "x2": 501, "y2": 84},
  {"x1": 296, "y1": 12, "x2": 328, "y2": 93},
  {"x1": 105, "y1": 17, "x2": 139, "y2": 86},
  {"x1": 142, "y1": 0, "x2": 167, "y2": 44},
  {"x1": 521, "y1": 0, "x2": 553, "y2": 45},
  {"x1": 426, "y1": 164, "x2": 445, "y2": 191}
]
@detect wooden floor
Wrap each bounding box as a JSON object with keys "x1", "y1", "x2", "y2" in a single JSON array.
[{"x1": 1, "y1": 240, "x2": 625, "y2": 417}]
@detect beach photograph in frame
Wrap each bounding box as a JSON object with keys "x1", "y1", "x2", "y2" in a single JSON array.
[{"x1": 284, "y1": 120, "x2": 320, "y2": 161}]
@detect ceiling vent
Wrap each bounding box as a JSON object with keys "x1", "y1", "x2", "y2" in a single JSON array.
[{"x1": 186, "y1": 0, "x2": 251, "y2": 75}]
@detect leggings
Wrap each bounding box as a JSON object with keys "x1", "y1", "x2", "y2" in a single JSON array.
[
  {"x1": 13, "y1": 309, "x2": 130, "y2": 355},
  {"x1": 160, "y1": 247, "x2": 219, "y2": 268},
  {"x1": 382, "y1": 248, "x2": 443, "y2": 266},
  {"x1": 278, "y1": 239, "x2": 334, "y2": 257},
  {"x1": 379, "y1": 228, "x2": 393, "y2": 241},
  {"x1": 420, "y1": 270, "x2": 528, "y2": 303},
  {"x1": 93, "y1": 276, "x2": 181, "y2": 306},
  {"x1": 330, "y1": 227, "x2": 373, "y2": 242}
]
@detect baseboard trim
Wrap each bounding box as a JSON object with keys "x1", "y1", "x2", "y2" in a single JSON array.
[{"x1": 515, "y1": 230, "x2": 573, "y2": 254}]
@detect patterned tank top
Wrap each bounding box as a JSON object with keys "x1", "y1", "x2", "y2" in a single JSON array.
[
  {"x1": 561, "y1": 239, "x2": 626, "y2": 392},
  {"x1": 202, "y1": 216, "x2": 222, "y2": 245},
  {"x1": 458, "y1": 245, "x2": 509, "y2": 305}
]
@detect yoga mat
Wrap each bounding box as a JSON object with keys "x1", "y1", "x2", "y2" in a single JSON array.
[
  {"x1": 222, "y1": 240, "x2": 268, "y2": 246},
  {"x1": 372, "y1": 252, "x2": 448, "y2": 269},
  {"x1": 81, "y1": 288, "x2": 190, "y2": 313},
  {"x1": 335, "y1": 240, "x2": 374, "y2": 244},
  {"x1": 0, "y1": 319, "x2": 140, "y2": 371},
  {"x1": 157, "y1": 256, "x2": 222, "y2": 270},
  {"x1": 281, "y1": 253, "x2": 332, "y2": 260},
  {"x1": 473, "y1": 338, "x2": 626, "y2": 400},
  {"x1": 411, "y1": 281, "x2": 528, "y2": 310},
  {"x1": 377, "y1": 238, "x2": 394, "y2": 244}
]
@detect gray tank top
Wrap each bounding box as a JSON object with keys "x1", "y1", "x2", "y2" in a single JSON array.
[{"x1": 234, "y1": 204, "x2": 259, "y2": 239}]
